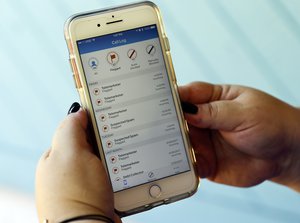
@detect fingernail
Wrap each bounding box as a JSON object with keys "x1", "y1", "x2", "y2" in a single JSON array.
[
  {"x1": 181, "y1": 101, "x2": 198, "y2": 114},
  {"x1": 67, "y1": 102, "x2": 81, "y2": 115}
]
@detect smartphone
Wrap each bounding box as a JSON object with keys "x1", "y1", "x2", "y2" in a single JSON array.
[{"x1": 64, "y1": 1, "x2": 199, "y2": 216}]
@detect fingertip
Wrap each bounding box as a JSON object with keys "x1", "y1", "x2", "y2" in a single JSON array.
[
  {"x1": 68, "y1": 102, "x2": 81, "y2": 115},
  {"x1": 181, "y1": 101, "x2": 198, "y2": 114},
  {"x1": 66, "y1": 108, "x2": 88, "y2": 130},
  {"x1": 178, "y1": 84, "x2": 189, "y2": 102},
  {"x1": 184, "y1": 109, "x2": 207, "y2": 129},
  {"x1": 178, "y1": 82, "x2": 218, "y2": 104},
  {"x1": 52, "y1": 108, "x2": 90, "y2": 153},
  {"x1": 66, "y1": 102, "x2": 88, "y2": 129}
]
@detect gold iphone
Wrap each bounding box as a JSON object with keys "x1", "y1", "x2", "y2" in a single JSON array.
[{"x1": 64, "y1": 1, "x2": 199, "y2": 216}]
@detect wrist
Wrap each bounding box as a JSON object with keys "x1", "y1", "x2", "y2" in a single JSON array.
[
  {"x1": 38, "y1": 200, "x2": 114, "y2": 223},
  {"x1": 41, "y1": 213, "x2": 115, "y2": 223},
  {"x1": 71, "y1": 221, "x2": 106, "y2": 223},
  {"x1": 271, "y1": 106, "x2": 300, "y2": 192},
  {"x1": 58, "y1": 214, "x2": 115, "y2": 223}
]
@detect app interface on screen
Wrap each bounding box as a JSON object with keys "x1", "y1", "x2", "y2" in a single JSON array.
[{"x1": 77, "y1": 25, "x2": 190, "y2": 192}]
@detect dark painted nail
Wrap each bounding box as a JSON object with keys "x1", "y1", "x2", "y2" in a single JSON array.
[
  {"x1": 68, "y1": 102, "x2": 81, "y2": 115},
  {"x1": 181, "y1": 101, "x2": 198, "y2": 114}
]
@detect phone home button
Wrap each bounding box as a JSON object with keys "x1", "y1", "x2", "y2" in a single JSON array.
[{"x1": 149, "y1": 185, "x2": 162, "y2": 198}]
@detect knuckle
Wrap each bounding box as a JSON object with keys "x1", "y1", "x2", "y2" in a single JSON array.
[{"x1": 207, "y1": 103, "x2": 219, "y2": 119}]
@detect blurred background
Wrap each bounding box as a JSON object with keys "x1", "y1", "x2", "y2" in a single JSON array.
[{"x1": 0, "y1": 0, "x2": 300, "y2": 222}]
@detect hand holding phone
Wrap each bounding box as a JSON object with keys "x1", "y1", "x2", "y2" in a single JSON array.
[{"x1": 64, "y1": 1, "x2": 199, "y2": 216}]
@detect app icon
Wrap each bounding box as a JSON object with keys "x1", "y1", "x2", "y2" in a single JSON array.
[
  {"x1": 148, "y1": 171, "x2": 155, "y2": 178},
  {"x1": 112, "y1": 167, "x2": 119, "y2": 174},
  {"x1": 96, "y1": 99, "x2": 102, "y2": 106},
  {"x1": 146, "y1": 44, "x2": 156, "y2": 56},
  {"x1": 102, "y1": 125, "x2": 109, "y2": 132},
  {"x1": 127, "y1": 49, "x2": 137, "y2": 60},
  {"x1": 93, "y1": 88, "x2": 100, "y2": 95},
  {"x1": 106, "y1": 140, "x2": 113, "y2": 148},
  {"x1": 110, "y1": 156, "x2": 117, "y2": 164},
  {"x1": 88, "y1": 57, "x2": 99, "y2": 69},
  {"x1": 107, "y1": 52, "x2": 119, "y2": 66},
  {"x1": 99, "y1": 114, "x2": 106, "y2": 122}
]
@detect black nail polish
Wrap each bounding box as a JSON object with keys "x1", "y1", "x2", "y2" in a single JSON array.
[
  {"x1": 68, "y1": 102, "x2": 81, "y2": 114},
  {"x1": 181, "y1": 101, "x2": 198, "y2": 114}
]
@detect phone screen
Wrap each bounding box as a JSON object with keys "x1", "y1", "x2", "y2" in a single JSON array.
[{"x1": 77, "y1": 25, "x2": 191, "y2": 192}]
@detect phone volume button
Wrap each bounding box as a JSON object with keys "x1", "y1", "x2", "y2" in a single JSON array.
[
  {"x1": 70, "y1": 58, "x2": 78, "y2": 73},
  {"x1": 70, "y1": 58, "x2": 82, "y2": 88},
  {"x1": 163, "y1": 36, "x2": 170, "y2": 51},
  {"x1": 167, "y1": 53, "x2": 177, "y2": 83},
  {"x1": 72, "y1": 75, "x2": 78, "y2": 89},
  {"x1": 74, "y1": 73, "x2": 82, "y2": 89},
  {"x1": 68, "y1": 58, "x2": 74, "y2": 73}
]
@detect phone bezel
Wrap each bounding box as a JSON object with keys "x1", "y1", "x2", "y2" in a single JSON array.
[{"x1": 64, "y1": 1, "x2": 199, "y2": 215}]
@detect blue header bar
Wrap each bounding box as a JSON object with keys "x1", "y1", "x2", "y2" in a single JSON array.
[{"x1": 77, "y1": 25, "x2": 158, "y2": 54}]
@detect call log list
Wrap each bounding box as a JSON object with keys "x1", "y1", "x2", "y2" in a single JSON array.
[{"x1": 78, "y1": 25, "x2": 190, "y2": 192}]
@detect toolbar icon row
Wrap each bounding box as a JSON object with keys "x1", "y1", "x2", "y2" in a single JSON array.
[{"x1": 88, "y1": 45, "x2": 156, "y2": 69}]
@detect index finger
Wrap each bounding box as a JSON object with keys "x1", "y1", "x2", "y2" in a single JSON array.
[{"x1": 178, "y1": 82, "x2": 222, "y2": 104}]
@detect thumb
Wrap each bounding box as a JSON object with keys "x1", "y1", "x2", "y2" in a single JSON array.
[
  {"x1": 185, "y1": 100, "x2": 245, "y2": 131},
  {"x1": 51, "y1": 109, "x2": 92, "y2": 155}
]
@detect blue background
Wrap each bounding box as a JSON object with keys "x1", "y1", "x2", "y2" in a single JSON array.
[
  {"x1": 77, "y1": 25, "x2": 158, "y2": 54},
  {"x1": 0, "y1": 0, "x2": 299, "y2": 222}
]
